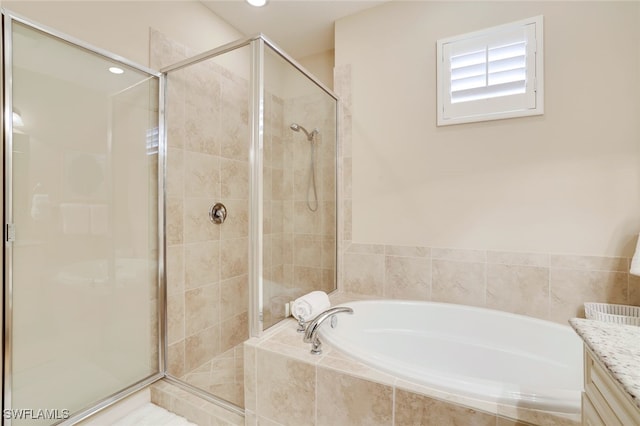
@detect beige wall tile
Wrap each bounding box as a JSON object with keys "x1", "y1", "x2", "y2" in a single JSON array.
[
  {"x1": 294, "y1": 266, "x2": 323, "y2": 295},
  {"x1": 432, "y1": 260, "x2": 486, "y2": 307},
  {"x1": 316, "y1": 367, "x2": 392, "y2": 426},
  {"x1": 271, "y1": 201, "x2": 284, "y2": 234},
  {"x1": 343, "y1": 157, "x2": 352, "y2": 199},
  {"x1": 167, "y1": 341, "x2": 185, "y2": 378},
  {"x1": 319, "y1": 352, "x2": 396, "y2": 387},
  {"x1": 486, "y1": 264, "x2": 549, "y2": 319},
  {"x1": 221, "y1": 158, "x2": 249, "y2": 199},
  {"x1": 343, "y1": 199, "x2": 352, "y2": 241},
  {"x1": 166, "y1": 245, "x2": 184, "y2": 296},
  {"x1": 384, "y1": 255, "x2": 430, "y2": 300},
  {"x1": 294, "y1": 235, "x2": 323, "y2": 268},
  {"x1": 150, "y1": 386, "x2": 172, "y2": 411},
  {"x1": 385, "y1": 245, "x2": 430, "y2": 258},
  {"x1": 343, "y1": 253, "x2": 385, "y2": 296},
  {"x1": 221, "y1": 312, "x2": 249, "y2": 353},
  {"x1": 167, "y1": 293, "x2": 185, "y2": 344},
  {"x1": 185, "y1": 325, "x2": 221, "y2": 373},
  {"x1": 549, "y1": 269, "x2": 628, "y2": 323},
  {"x1": 167, "y1": 197, "x2": 184, "y2": 246},
  {"x1": 432, "y1": 248, "x2": 486, "y2": 263},
  {"x1": 271, "y1": 169, "x2": 284, "y2": 201},
  {"x1": 294, "y1": 201, "x2": 322, "y2": 235},
  {"x1": 184, "y1": 197, "x2": 221, "y2": 243},
  {"x1": 185, "y1": 83, "x2": 220, "y2": 156},
  {"x1": 220, "y1": 237, "x2": 249, "y2": 280},
  {"x1": 264, "y1": 166, "x2": 273, "y2": 202},
  {"x1": 244, "y1": 344, "x2": 257, "y2": 412},
  {"x1": 185, "y1": 284, "x2": 220, "y2": 337},
  {"x1": 185, "y1": 241, "x2": 220, "y2": 289},
  {"x1": 320, "y1": 163, "x2": 336, "y2": 203},
  {"x1": 171, "y1": 394, "x2": 211, "y2": 426},
  {"x1": 256, "y1": 349, "x2": 316, "y2": 426},
  {"x1": 167, "y1": 147, "x2": 184, "y2": 197},
  {"x1": 220, "y1": 89, "x2": 249, "y2": 161},
  {"x1": 293, "y1": 168, "x2": 307, "y2": 202},
  {"x1": 487, "y1": 251, "x2": 549, "y2": 267},
  {"x1": 347, "y1": 243, "x2": 385, "y2": 255},
  {"x1": 245, "y1": 411, "x2": 257, "y2": 426},
  {"x1": 321, "y1": 202, "x2": 336, "y2": 238},
  {"x1": 184, "y1": 151, "x2": 221, "y2": 198},
  {"x1": 263, "y1": 200, "x2": 272, "y2": 235},
  {"x1": 256, "y1": 415, "x2": 284, "y2": 426},
  {"x1": 550, "y1": 254, "x2": 629, "y2": 272},
  {"x1": 395, "y1": 390, "x2": 496, "y2": 426},
  {"x1": 220, "y1": 198, "x2": 249, "y2": 240},
  {"x1": 221, "y1": 274, "x2": 249, "y2": 321}
]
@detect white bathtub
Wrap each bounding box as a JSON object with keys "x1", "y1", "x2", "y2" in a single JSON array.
[{"x1": 318, "y1": 300, "x2": 583, "y2": 414}]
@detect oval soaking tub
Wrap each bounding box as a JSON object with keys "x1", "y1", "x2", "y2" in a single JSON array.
[{"x1": 318, "y1": 300, "x2": 583, "y2": 414}]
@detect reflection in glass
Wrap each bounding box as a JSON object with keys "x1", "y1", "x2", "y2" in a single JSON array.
[{"x1": 10, "y1": 21, "x2": 159, "y2": 424}]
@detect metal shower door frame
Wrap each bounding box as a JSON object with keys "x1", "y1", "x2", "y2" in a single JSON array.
[{"x1": 1, "y1": 10, "x2": 166, "y2": 425}]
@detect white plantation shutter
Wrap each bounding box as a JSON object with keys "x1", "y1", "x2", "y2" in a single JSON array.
[{"x1": 437, "y1": 16, "x2": 543, "y2": 125}]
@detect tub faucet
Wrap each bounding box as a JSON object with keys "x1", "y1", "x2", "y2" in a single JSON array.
[{"x1": 303, "y1": 306, "x2": 353, "y2": 355}]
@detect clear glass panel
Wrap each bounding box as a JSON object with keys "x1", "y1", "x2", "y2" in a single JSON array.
[
  {"x1": 164, "y1": 44, "x2": 250, "y2": 408},
  {"x1": 262, "y1": 46, "x2": 337, "y2": 329},
  {"x1": 10, "y1": 21, "x2": 159, "y2": 424}
]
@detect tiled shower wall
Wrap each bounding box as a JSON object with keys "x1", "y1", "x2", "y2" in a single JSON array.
[
  {"x1": 151, "y1": 30, "x2": 248, "y2": 406},
  {"x1": 334, "y1": 64, "x2": 640, "y2": 325},
  {"x1": 262, "y1": 91, "x2": 337, "y2": 327}
]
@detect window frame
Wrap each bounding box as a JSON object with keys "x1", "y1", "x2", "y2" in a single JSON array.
[{"x1": 436, "y1": 15, "x2": 544, "y2": 126}]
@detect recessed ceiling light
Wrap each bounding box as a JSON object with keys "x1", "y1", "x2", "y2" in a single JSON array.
[
  {"x1": 108, "y1": 67, "x2": 124, "y2": 75},
  {"x1": 246, "y1": 0, "x2": 268, "y2": 7}
]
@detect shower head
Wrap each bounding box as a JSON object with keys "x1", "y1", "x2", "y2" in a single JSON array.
[{"x1": 290, "y1": 123, "x2": 319, "y2": 142}]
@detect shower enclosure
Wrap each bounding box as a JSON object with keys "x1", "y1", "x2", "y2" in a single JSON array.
[
  {"x1": 2, "y1": 10, "x2": 337, "y2": 424},
  {"x1": 160, "y1": 33, "x2": 338, "y2": 409},
  {"x1": 3, "y1": 13, "x2": 163, "y2": 426}
]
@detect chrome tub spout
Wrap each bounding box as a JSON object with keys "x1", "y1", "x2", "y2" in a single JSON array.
[{"x1": 303, "y1": 306, "x2": 353, "y2": 355}]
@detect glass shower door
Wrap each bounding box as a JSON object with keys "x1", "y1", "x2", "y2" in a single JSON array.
[
  {"x1": 261, "y1": 45, "x2": 338, "y2": 329},
  {"x1": 5, "y1": 18, "x2": 160, "y2": 424}
]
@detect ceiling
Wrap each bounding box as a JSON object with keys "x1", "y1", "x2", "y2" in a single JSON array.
[{"x1": 201, "y1": 0, "x2": 387, "y2": 59}]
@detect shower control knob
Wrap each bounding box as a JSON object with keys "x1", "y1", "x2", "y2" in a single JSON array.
[{"x1": 209, "y1": 203, "x2": 227, "y2": 224}]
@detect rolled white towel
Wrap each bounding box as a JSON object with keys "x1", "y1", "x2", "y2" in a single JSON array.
[
  {"x1": 631, "y1": 233, "x2": 640, "y2": 276},
  {"x1": 292, "y1": 291, "x2": 330, "y2": 321}
]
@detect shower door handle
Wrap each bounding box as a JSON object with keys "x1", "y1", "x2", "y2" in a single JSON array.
[{"x1": 209, "y1": 203, "x2": 227, "y2": 224}]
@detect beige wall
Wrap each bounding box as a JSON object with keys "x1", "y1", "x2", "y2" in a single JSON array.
[
  {"x1": 298, "y1": 49, "x2": 335, "y2": 90},
  {"x1": 4, "y1": 1, "x2": 243, "y2": 68},
  {"x1": 335, "y1": 1, "x2": 640, "y2": 258}
]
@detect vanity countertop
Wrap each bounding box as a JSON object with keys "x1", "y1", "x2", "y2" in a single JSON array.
[{"x1": 570, "y1": 318, "x2": 640, "y2": 410}]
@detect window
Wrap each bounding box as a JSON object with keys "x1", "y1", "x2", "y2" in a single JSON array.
[{"x1": 437, "y1": 16, "x2": 544, "y2": 126}]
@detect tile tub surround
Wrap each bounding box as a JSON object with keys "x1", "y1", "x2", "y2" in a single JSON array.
[
  {"x1": 244, "y1": 307, "x2": 580, "y2": 426},
  {"x1": 340, "y1": 244, "x2": 640, "y2": 325},
  {"x1": 570, "y1": 318, "x2": 640, "y2": 409}
]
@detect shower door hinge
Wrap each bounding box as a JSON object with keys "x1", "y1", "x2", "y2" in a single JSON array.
[{"x1": 6, "y1": 223, "x2": 15, "y2": 243}]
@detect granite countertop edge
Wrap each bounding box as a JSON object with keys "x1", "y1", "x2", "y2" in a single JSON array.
[{"x1": 570, "y1": 318, "x2": 640, "y2": 410}]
